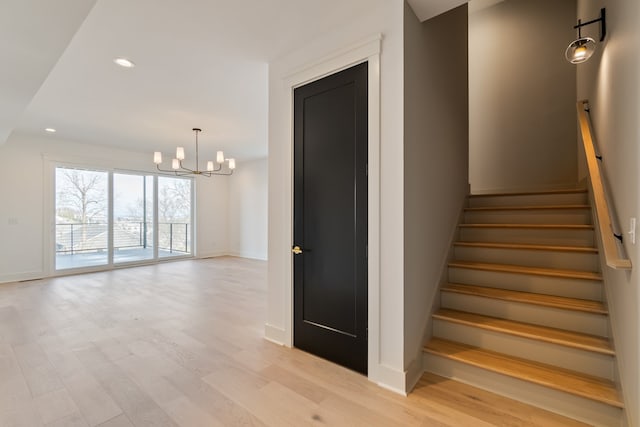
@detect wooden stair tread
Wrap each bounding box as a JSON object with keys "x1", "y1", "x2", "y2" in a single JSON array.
[
  {"x1": 469, "y1": 189, "x2": 588, "y2": 198},
  {"x1": 465, "y1": 205, "x2": 590, "y2": 212},
  {"x1": 433, "y1": 309, "x2": 613, "y2": 355},
  {"x1": 424, "y1": 338, "x2": 623, "y2": 408},
  {"x1": 454, "y1": 241, "x2": 598, "y2": 253},
  {"x1": 442, "y1": 283, "x2": 607, "y2": 314},
  {"x1": 460, "y1": 223, "x2": 594, "y2": 229},
  {"x1": 448, "y1": 261, "x2": 602, "y2": 281}
]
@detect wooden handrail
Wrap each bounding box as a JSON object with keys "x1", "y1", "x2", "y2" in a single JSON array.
[{"x1": 577, "y1": 100, "x2": 632, "y2": 270}]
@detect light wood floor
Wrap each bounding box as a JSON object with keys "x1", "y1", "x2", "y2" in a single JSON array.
[{"x1": 0, "y1": 257, "x2": 588, "y2": 426}]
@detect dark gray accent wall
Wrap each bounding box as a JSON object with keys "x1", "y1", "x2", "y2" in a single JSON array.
[
  {"x1": 403, "y1": 1, "x2": 469, "y2": 378},
  {"x1": 469, "y1": 0, "x2": 578, "y2": 193}
]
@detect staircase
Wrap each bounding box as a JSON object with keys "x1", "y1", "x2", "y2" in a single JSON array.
[{"x1": 422, "y1": 189, "x2": 624, "y2": 426}]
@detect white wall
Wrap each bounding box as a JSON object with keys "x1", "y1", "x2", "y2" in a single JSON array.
[
  {"x1": 469, "y1": 0, "x2": 578, "y2": 193},
  {"x1": 0, "y1": 133, "x2": 230, "y2": 283},
  {"x1": 403, "y1": 2, "x2": 469, "y2": 388},
  {"x1": 576, "y1": 1, "x2": 640, "y2": 425},
  {"x1": 0, "y1": 136, "x2": 48, "y2": 282},
  {"x1": 195, "y1": 171, "x2": 229, "y2": 258},
  {"x1": 228, "y1": 157, "x2": 268, "y2": 260},
  {"x1": 266, "y1": 0, "x2": 407, "y2": 392}
]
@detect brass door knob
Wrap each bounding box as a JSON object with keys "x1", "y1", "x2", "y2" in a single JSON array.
[{"x1": 292, "y1": 246, "x2": 303, "y2": 255}]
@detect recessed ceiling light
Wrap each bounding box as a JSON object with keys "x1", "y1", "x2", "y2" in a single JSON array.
[
  {"x1": 45, "y1": 128, "x2": 56, "y2": 133},
  {"x1": 113, "y1": 57, "x2": 135, "y2": 68}
]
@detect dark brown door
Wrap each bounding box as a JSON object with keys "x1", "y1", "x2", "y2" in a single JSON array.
[{"x1": 293, "y1": 62, "x2": 368, "y2": 374}]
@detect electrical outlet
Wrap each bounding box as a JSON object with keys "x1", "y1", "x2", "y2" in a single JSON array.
[
  {"x1": 8, "y1": 218, "x2": 18, "y2": 225},
  {"x1": 629, "y1": 218, "x2": 636, "y2": 245}
]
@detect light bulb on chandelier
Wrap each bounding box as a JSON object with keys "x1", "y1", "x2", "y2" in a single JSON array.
[{"x1": 153, "y1": 128, "x2": 235, "y2": 176}]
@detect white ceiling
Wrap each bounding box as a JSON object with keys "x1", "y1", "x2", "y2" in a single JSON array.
[
  {"x1": 407, "y1": 0, "x2": 469, "y2": 22},
  {"x1": 3, "y1": 0, "x2": 464, "y2": 161},
  {"x1": 0, "y1": 0, "x2": 97, "y2": 146}
]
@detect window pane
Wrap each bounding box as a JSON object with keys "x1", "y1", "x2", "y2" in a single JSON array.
[
  {"x1": 158, "y1": 176, "x2": 192, "y2": 257},
  {"x1": 55, "y1": 167, "x2": 108, "y2": 270},
  {"x1": 113, "y1": 173, "x2": 154, "y2": 263}
]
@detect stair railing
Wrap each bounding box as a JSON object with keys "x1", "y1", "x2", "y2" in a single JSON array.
[{"x1": 577, "y1": 100, "x2": 632, "y2": 270}]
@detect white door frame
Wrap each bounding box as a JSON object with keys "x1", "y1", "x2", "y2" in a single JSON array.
[{"x1": 276, "y1": 34, "x2": 382, "y2": 383}]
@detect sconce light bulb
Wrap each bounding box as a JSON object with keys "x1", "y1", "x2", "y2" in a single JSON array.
[{"x1": 574, "y1": 45, "x2": 588, "y2": 60}]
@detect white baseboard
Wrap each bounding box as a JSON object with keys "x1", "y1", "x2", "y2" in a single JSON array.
[
  {"x1": 196, "y1": 251, "x2": 229, "y2": 259},
  {"x1": 264, "y1": 323, "x2": 288, "y2": 345},
  {"x1": 0, "y1": 270, "x2": 45, "y2": 285},
  {"x1": 374, "y1": 363, "x2": 407, "y2": 395},
  {"x1": 227, "y1": 251, "x2": 268, "y2": 261},
  {"x1": 404, "y1": 355, "x2": 424, "y2": 394}
]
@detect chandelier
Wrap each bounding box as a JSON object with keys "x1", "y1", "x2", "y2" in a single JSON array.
[{"x1": 153, "y1": 128, "x2": 235, "y2": 176}]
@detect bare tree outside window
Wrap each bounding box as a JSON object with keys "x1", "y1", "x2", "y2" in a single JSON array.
[
  {"x1": 56, "y1": 169, "x2": 107, "y2": 224},
  {"x1": 158, "y1": 177, "x2": 191, "y2": 222},
  {"x1": 158, "y1": 177, "x2": 192, "y2": 255},
  {"x1": 55, "y1": 168, "x2": 108, "y2": 257}
]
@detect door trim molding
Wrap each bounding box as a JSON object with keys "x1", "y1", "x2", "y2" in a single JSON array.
[{"x1": 267, "y1": 34, "x2": 382, "y2": 385}]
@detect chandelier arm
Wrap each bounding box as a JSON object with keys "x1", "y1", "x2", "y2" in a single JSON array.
[
  {"x1": 156, "y1": 164, "x2": 198, "y2": 176},
  {"x1": 157, "y1": 163, "x2": 232, "y2": 176},
  {"x1": 202, "y1": 169, "x2": 233, "y2": 177},
  {"x1": 156, "y1": 165, "x2": 192, "y2": 177},
  {"x1": 178, "y1": 161, "x2": 197, "y2": 174},
  {"x1": 156, "y1": 164, "x2": 178, "y2": 174}
]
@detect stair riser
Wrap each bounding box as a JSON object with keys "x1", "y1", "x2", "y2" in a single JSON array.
[
  {"x1": 423, "y1": 353, "x2": 622, "y2": 427},
  {"x1": 433, "y1": 320, "x2": 614, "y2": 379},
  {"x1": 441, "y1": 292, "x2": 608, "y2": 336},
  {"x1": 468, "y1": 192, "x2": 588, "y2": 208},
  {"x1": 453, "y1": 246, "x2": 599, "y2": 271},
  {"x1": 448, "y1": 268, "x2": 602, "y2": 301},
  {"x1": 459, "y1": 227, "x2": 594, "y2": 246},
  {"x1": 464, "y1": 210, "x2": 592, "y2": 225}
]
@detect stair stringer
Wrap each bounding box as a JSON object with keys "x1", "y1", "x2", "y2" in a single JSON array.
[
  {"x1": 404, "y1": 196, "x2": 469, "y2": 394},
  {"x1": 587, "y1": 187, "x2": 630, "y2": 425}
]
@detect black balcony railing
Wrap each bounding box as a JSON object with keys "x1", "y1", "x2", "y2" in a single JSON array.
[
  {"x1": 56, "y1": 221, "x2": 190, "y2": 255},
  {"x1": 158, "y1": 222, "x2": 190, "y2": 253}
]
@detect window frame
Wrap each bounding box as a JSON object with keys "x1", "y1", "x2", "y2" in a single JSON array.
[{"x1": 47, "y1": 160, "x2": 195, "y2": 276}]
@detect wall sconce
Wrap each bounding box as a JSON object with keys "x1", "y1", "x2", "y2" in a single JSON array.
[{"x1": 565, "y1": 8, "x2": 606, "y2": 64}]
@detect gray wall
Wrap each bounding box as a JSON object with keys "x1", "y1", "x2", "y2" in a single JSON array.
[
  {"x1": 403, "y1": 2, "x2": 469, "y2": 380},
  {"x1": 576, "y1": 0, "x2": 640, "y2": 425},
  {"x1": 469, "y1": 0, "x2": 578, "y2": 193}
]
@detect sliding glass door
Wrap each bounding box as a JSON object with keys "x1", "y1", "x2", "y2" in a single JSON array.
[
  {"x1": 158, "y1": 176, "x2": 192, "y2": 258},
  {"x1": 113, "y1": 173, "x2": 154, "y2": 264},
  {"x1": 55, "y1": 168, "x2": 109, "y2": 270},
  {"x1": 54, "y1": 166, "x2": 193, "y2": 272}
]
